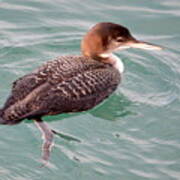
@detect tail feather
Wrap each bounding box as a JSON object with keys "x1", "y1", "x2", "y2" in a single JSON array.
[
  {"x1": 0, "y1": 107, "x2": 23, "y2": 125},
  {"x1": 0, "y1": 97, "x2": 45, "y2": 125},
  {"x1": 0, "y1": 117, "x2": 6, "y2": 124},
  {"x1": 0, "y1": 109, "x2": 6, "y2": 124}
]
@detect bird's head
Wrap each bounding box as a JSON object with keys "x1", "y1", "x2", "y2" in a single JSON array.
[{"x1": 81, "y1": 22, "x2": 162, "y2": 60}]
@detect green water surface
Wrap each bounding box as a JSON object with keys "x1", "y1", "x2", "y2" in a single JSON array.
[{"x1": 0, "y1": 0, "x2": 180, "y2": 180}]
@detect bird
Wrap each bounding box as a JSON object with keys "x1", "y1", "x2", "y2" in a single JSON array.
[{"x1": 0, "y1": 22, "x2": 162, "y2": 165}]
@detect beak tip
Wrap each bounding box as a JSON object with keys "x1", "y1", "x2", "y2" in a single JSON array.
[{"x1": 156, "y1": 46, "x2": 165, "y2": 51}]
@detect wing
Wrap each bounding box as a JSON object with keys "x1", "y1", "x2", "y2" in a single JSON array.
[
  {"x1": 1, "y1": 56, "x2": 112, "y2": 124},
  {"x1": 23, "y1": 68, "x2": 121, "y2": 119},
  {"x1": 2, "y1": 67, "x2": 120, "y2": 124},
  {"x1": 3, "y1": 55, "x2": 105, "y2": 109}
]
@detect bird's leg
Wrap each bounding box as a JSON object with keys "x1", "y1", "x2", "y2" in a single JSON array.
[{"x1": 34, "y1": 119, "x2": 54, "y2": 166}]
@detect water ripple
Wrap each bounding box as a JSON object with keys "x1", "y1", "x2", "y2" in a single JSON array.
[{"x1": 0, "y1": 0, "x2": 180, "y2": 179}]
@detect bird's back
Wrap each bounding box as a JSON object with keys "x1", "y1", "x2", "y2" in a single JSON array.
[{"x1": 0, "y1": 55, "x2": 121, "y2": 124}]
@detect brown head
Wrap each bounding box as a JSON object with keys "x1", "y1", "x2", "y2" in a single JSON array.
[{"x1": 81, "y1": 22, "x2": 162, "y2": 60}]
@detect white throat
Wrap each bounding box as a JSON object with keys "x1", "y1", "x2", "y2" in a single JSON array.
[{"x1": 99, "y1": 53, "x2": 124, "y2": 73}]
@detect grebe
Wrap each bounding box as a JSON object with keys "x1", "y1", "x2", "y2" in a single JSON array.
[{"x1": 0, "y1": 22, "x2": 162, "y2": 165}]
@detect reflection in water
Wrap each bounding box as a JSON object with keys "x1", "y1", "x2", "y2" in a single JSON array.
[
  {"x1": 90, "y1": 93, "x2": 135, "y2": 121},
  {"x1": 52, "y1": 130, "x2": 81, "y2": 143}
]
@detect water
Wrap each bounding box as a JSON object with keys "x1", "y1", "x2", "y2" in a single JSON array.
[{"x1": 0, "y1": 0, "x2": 180, "y2": 179}]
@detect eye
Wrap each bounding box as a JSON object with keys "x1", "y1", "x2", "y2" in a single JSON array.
[{"x1": 116, "y1": 37, "x2": 124, "y2": 42}]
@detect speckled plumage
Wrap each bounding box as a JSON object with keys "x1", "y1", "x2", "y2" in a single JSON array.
[{"x1": 0, "y1": 55, "x2": 120, "y2": 124}]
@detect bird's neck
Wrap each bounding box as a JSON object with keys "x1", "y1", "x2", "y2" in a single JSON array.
[{"x1": 98, "y1": 53, "x2": 124, "y2": 73}]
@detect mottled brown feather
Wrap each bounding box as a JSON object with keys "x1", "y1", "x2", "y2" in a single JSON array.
[{"x1": 1, "y1": 55, "x2": 120, "y2": 124}]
